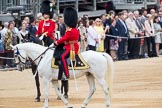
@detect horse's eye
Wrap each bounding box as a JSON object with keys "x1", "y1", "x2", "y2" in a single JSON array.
[{"x1": 15, "y1": 55, "x2": 18, "y2": 57}]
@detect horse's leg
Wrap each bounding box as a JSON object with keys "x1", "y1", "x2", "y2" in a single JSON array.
[
  {"x1": 81, "y1": 74, "x2": 96, "y2": 108},
  {"x1": 32, "y1": 64, "x2": 41, "y2": 102},
  {"x1": 43, "y1": 78, "x2": 50, "y2": 108},
  {"x1": 52, "y1": 80, "x2": 73, "y2": 108},
  {"x1": 97, "y1": 79, "x2": 110, "y2": 108},
  {"x1": 56, "y1": 80, "x2": 64, "y2": 100},
  {"x1": 35, "y1": 71, "x2": 41, "y2": 101}
]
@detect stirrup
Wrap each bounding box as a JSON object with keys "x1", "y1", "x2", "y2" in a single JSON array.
[{"x1": 64, "y1": 94, "x2": 68, "y2": 99}]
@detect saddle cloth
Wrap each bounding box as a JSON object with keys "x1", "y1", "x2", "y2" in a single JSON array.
[{"x1": 51, "y1": 53, "x2": 89, "y2": 70}]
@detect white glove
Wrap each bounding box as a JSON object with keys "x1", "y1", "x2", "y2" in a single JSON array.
[
  {"x1": 39, "y1": 35, "x2": 44, "y2": 40},
  {"x1": 49, "y1": 43, "x2": 54, "y2": 47}
]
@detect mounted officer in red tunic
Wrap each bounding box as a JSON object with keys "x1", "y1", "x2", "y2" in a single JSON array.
[
  {"x1": 36, "y1": 0, "x2": 56, "y2": 47},
  {"x1": 54, "y1": 7, "x2": 79, "y2": 80}
]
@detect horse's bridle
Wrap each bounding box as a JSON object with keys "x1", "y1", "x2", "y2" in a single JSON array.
[
  {"x1": 15, "y1": 47, "x2": 52, "y2": 65},
  {"x1": 14, "y1": 47, "x2": 27, "y2": 65}
]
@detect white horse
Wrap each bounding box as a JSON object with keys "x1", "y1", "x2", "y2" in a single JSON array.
[{"x1": 11, "y1": 43, "x2": 114, "y2": 108}]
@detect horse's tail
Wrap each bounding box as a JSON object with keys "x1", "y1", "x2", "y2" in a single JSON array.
[{"x1": 102, "y1": 53, "x2": 114, "y2": 101}]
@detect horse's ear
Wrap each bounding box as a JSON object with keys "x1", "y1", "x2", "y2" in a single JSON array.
[{"x1": 10, "y1": 44, "x2": 15, "y2": 49}]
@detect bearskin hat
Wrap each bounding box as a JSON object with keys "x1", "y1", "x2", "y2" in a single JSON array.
[
  {"x1": 40, "y1": 0, "x2": 54, "y2": 19},
  {"x1": 63, "y1": 7, "x2": 78, "y2": 28}
]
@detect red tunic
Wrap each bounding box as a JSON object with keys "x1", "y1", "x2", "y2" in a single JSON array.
[
  {"x1": 57, "y1": 28, "x2": 79, "y2": 54},
  {"x1": 36, "y1": 19, "x2": 56, "y2": 40}
]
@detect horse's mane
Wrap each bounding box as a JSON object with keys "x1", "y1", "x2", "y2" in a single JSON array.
[{"x1": 15, "y1": 43, "x2": 47, "y2": 52}]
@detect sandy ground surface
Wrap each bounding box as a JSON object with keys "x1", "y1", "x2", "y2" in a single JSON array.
[{"x1": 0, "y1": 57, "x2": 162, "y2": 108}]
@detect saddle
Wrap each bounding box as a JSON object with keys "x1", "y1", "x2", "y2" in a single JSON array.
[
  {"x1": 51, "y1": 44, "x2": 89, "y2": 70},
  {"x1": 51, "y1": 53, "x2": 89, "y2": 70}
]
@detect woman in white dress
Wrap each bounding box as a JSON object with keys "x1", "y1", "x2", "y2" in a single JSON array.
[{"x1": 153, "y1": 16, "x2": 162, "y2": 56}]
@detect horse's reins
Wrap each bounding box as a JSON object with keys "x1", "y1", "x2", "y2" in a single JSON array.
[
  {"x1": 32, "y1": 47, "x2": 54, "y2": 77},
  {"x1": 33, "y1": 47, "x2": 53, "y2": 63}
]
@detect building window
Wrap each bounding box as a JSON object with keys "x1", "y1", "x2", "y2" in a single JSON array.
[
  {"x1": 20, "y1": 0, "x2": 27, "y2": 5},
  {"x1": 7, "y1": 0, "x2": 12, "y2": 6}
]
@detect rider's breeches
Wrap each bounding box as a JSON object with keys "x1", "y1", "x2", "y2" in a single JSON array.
[{"x1": 61, "y1": 49, "x2": 70, "y2": 78}]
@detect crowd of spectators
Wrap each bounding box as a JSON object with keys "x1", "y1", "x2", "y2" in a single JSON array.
[
  {"x1": 79, "y1": 8, "x2": 162, "y2": 61},
  {"x1": 0, "y1": 14, "x2": 42, "y2": 69},
  {"x1": 1, "y1": 7, "x2": 162, "y2": 69}
]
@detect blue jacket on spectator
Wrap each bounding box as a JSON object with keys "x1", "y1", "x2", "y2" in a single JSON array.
[
  {"x1": 116, "y1": 19, "x2": 129, "y2": 37},
  {"x1": 159, "y1": 20, "x2": 162, "y2": 28}
]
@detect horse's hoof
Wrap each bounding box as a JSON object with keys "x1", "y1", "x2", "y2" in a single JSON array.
[
  {"x1": 67, "y1": 105, "x2": 73, "y2": 108},
  {"x1": 43, "y1": 107, "x2": 48, "y2": 108},
  {"x1": 81, "y1": 105, "x2": 86, "y2": 108},
  {"x1": 106, "y1": 105, "x2": 110, "y2": 108},
  {"x1": 106, "y1": 104, "x2": 110, "y2": 108},
  {"x1": 35, "y1": 98, "x2": 40, "y2": 102},
  {"x1": 57, "y1": 96, "x2": 61, "y2": 100}
]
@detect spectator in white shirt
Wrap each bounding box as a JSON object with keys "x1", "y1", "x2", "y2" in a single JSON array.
[{"x1": 87, "y1": 20, "x2": 99, "y2": 51}]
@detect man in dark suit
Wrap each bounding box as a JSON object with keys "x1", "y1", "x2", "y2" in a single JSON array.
[
  {"x1": 116, "y1": 12, "x2": 129, "y2": 60},
  {"x1": 58, "y1": 16, "x2": 66, "y2": 37},
  {"x1": 159, "y1": 11, "x2": 162, "y2": 28}
]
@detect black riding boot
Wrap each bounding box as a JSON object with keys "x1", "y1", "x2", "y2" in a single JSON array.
[{"x1": 61, "y1": 80, "x2": 69, "y2": 99}]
